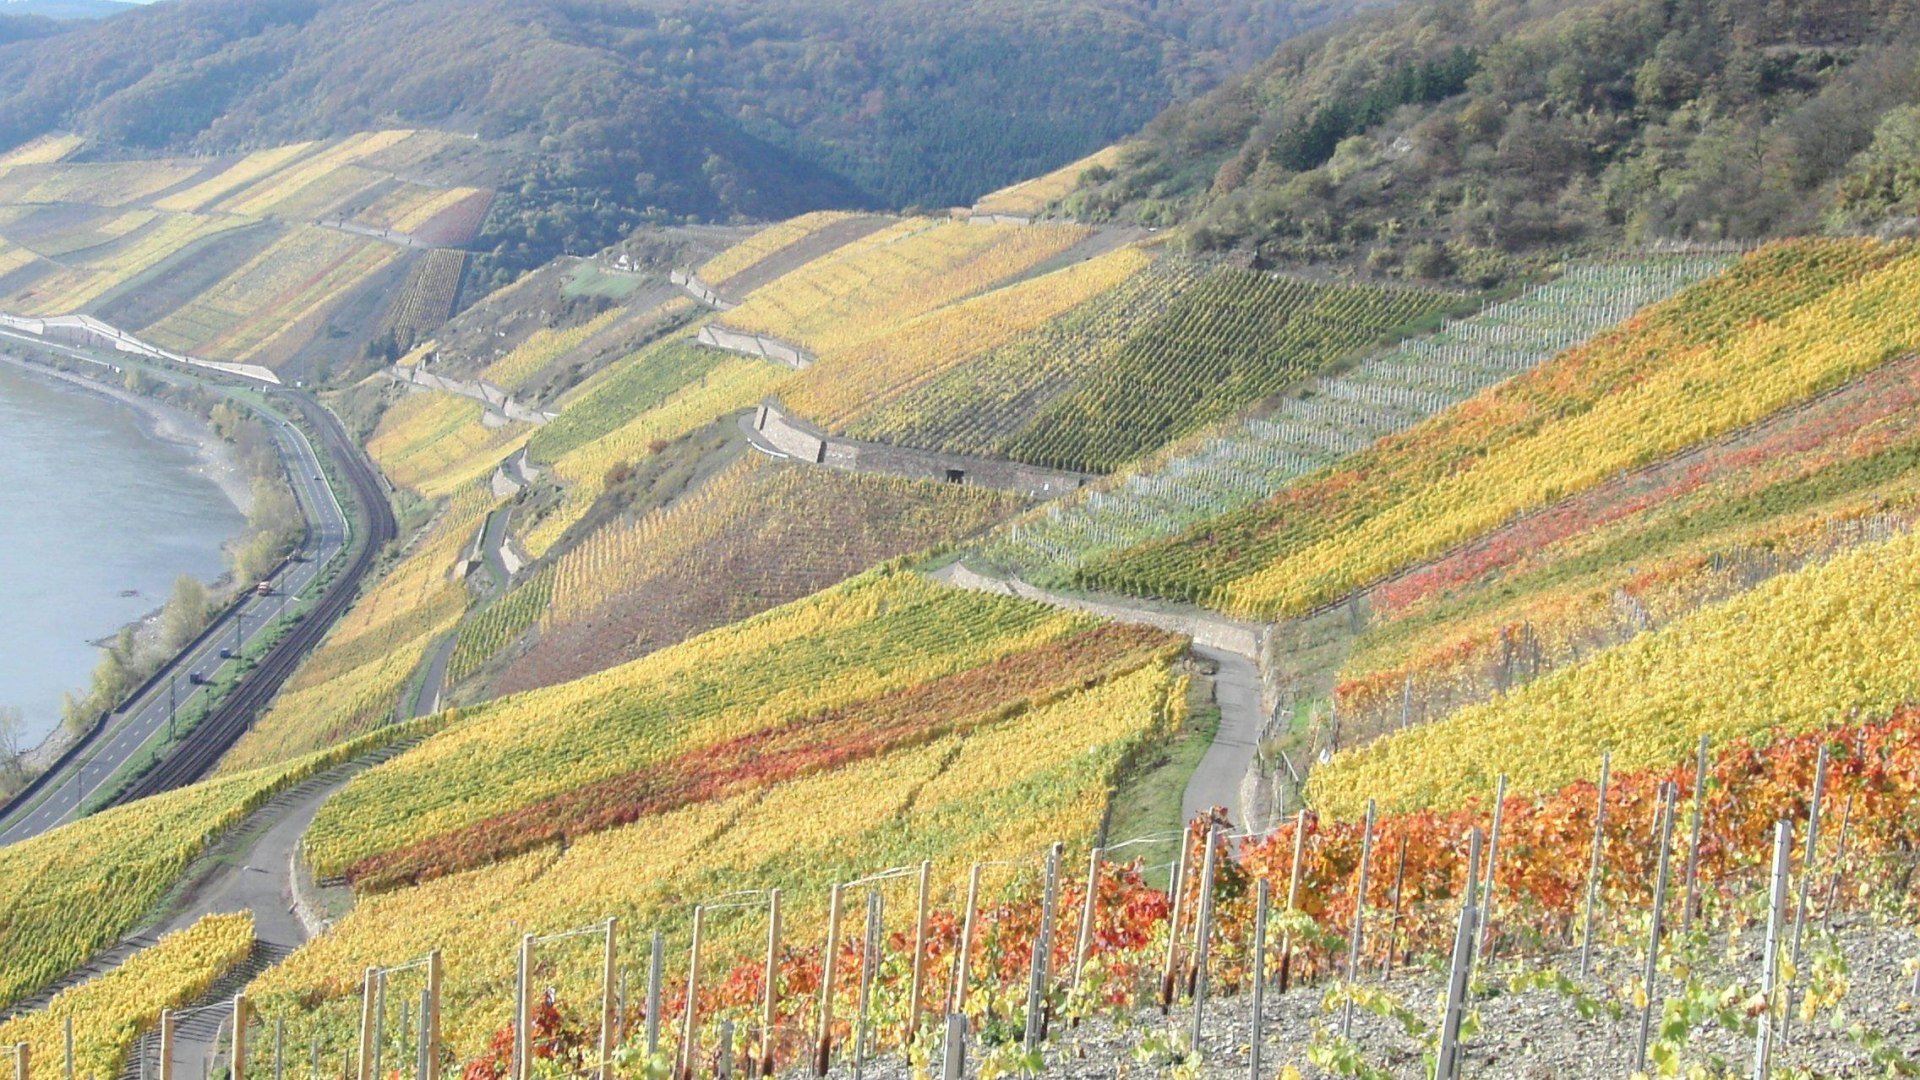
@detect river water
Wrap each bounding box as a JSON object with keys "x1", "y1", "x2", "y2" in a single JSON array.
[{"x1": 0, "y1": 361, "x2": 245, "y2": 748}]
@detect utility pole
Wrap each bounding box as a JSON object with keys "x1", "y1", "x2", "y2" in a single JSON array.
[{"x1": 168, "y1": 675, "x2": 177, "y2": 742}]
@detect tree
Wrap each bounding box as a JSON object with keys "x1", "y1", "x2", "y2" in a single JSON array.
[
  {"x1": 161, "y1": 574, "x2": 211, "y2": 653},
  {"x1": 0, "y1": 705, "x2": 26, "y2": 796}
]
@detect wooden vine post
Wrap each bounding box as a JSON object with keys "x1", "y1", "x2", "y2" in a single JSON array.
[
  {"x1": 63, "y1": 1016, "x2": 73, "y2": 1080},
  {"x1": 951, "y1": 865, "x2": 981, "y2": 1015},
  {"x1": 1754, "y1": 821, "x2": 1792, "y2": 1080},
  {"x1": 1340, "y1": 800, "x2": 1376, "y2": 1039},
  {"x1": 646, "y1": 932, "x2": 664, "y2": 1059},
  {"x1": 1024, "y1": 843, "x2": 1064, "y2": 1052},
  {"x1": 1189, "y1": 826, "x2": 1220, "y2": 1049},
  {"x1": 1160, "y1": 829, "x2": 1193, "y2": 1011},
  {"x1": 1579, "y1": 752, "x2": 1611, "y2": 977},
  {"x1": 1479, "y1": 776, "x2": 1507, "y2": 959},
  {"x1": 159, "y1": 1010, "x2": 176, "y2": 1080},
  {"x1": 1681, "y1": 734, "x2": 1710, "y2": 934},
  {"x1": 1433, "y1": 830, "x2": 1483, "y2": 1080},
  {"x1": 679, "y1": 906, "x2": 706, "y2": 1080},
  {"x1": 424, "y1": 950, "x2": 443, "y2": 1080},
  {"x1": 1248, "y1": 879, "x2": 1271, "y2": 1080},
  {"x1": 760, "y1": 889, "x2": 781, "y2": 1078},
  {"x1": 598, "y1": 917, "x2": 618, "y2": 1080},
  {"x1": 852, "y1": 892, "x2": 883, "y2": 1079},
  {"x1": 232, "y1": 994, "x2": 250, "y2": 1080},
  {"x1": 1384, "y1": 841, "x2": 1408, "y2": 975},
  {"x1": 1781, "y1": 743, "x2": 1830, "y2": 1042},
  {"x1": 1279, "y1": 809, "x2": 1308, "y2": 994},
  {"x1": 1071, "y1": 847, "x2": 1103, "y2": 1002},
  {"x1": 1632, "y1": 784, "x2": 1678, "y2": 1075},
  {"x1": 358, "y1": 967, "x2": 379, "y2": 1080},
  {"x1": 15, "y1": 1041, "x2": 28, "y2": 1080},
  {"x1": 908, "y1": 861, "x2": 933, "y2": 1042},
  {"x1": 513, "y1": 936, "x2": 534, "y2": 1080},
  {"x1": 815, "y1": 884, "x2": 843, "y2": 1077}
]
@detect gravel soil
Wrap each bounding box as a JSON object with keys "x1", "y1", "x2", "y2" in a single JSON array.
[{"x1": 805, "y1": 917, "x2": 1920, "y2": 1079}]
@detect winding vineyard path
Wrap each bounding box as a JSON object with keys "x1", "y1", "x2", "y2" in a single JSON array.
[
  {"x1": 1186, "y1": 645, "x2": 1263, "y2": 827},
  {"x1": 928, "y1": 562, "x2": 1268, "y2": 825}
]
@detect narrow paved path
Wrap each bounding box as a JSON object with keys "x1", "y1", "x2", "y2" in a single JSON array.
[
  {"x1": 931, "y1": 562, "x2": 1269, "y2": 827},
  {"x1": 1185, "y1": 646, "x2": 1262, "y2": 829}
]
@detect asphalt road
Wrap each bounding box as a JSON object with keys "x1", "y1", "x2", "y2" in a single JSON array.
[
  {"x1": 0, "y1": 379, "x2": 348, "y2": 845},
  {"x1": 1184, "y1": 645, "x2": 1263, "y2": 829}
]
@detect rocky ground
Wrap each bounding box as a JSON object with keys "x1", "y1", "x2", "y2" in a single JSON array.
[{"x1": 819, "y1": 916, "x2": 1920, "y2": 1079}]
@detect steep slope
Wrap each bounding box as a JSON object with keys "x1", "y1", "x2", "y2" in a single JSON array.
[{"x1": 1063, "y1": 0, "x2": 1920, "y2": 283}]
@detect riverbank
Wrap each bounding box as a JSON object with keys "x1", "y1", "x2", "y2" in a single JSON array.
[
  {"x1": 0, "y1": 351, "x2": 253, "y2": 770},
  {"x1": 0, "y1": 351, "x2": 254, "y2": 518}
]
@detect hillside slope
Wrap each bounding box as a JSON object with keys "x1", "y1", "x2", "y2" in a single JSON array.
[
  {"x1": 0, "y1": 0, "x2": 1367, "y2": 272},
  {"x1": 1062, "y1": 0, "x2": 1920, "y2": 283}
]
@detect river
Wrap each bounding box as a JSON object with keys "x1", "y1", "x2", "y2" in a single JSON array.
[{"x1": 0, "y1": 360, "x2": 246, "y2": 749}]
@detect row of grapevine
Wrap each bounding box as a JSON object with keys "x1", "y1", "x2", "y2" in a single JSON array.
[
  {"x1": 143, "y1": 225, "x2": 401, "y2": 364},
  {"x1": 2, "y1": 213, "x2": 255, "y2": 316},
  {"x1": 694, "y1": 212, "x2": 863, "y2": 290},
  {"x1": 719, "y1": 218, "x2": 1089, "y2": 356},
  {"x1": 0, "y1": 719, "x2": 438, "y2": 1013},
  {"x1": 524, "y1": 336, "x2": 722, "y2": 465},
  {"x1": 842, "y1": 254, "x2": 1208, "y2": 457},
  {"x1": 216, "y1": 131, "x2": 418, "y2": 220},
  {"x1": 241, "y1": 704, "x2": 1917, "y2": 1080},
  {"x1": 995, "y1": 268, "x2": 1463, "y2": 474},
  {"x1": 365, "y1": 393, "x2": 530, "y2": 501},
  {"x1": 301, "y1": 571, "x2": 1111, "y2": 879},
  {"x1": 778, "y1": 245, "x2": 1150, "y2": 431},
  {"x1": 0, "y1": 914, "x2": 253, "y2": 1080},
  {"x1": 1331, "y1": 353, "x2": 1920, "y2": 740},
  {"x1": 975, "y1": 254, "x2": 1732, "y2": 584},
  {"x1": 506, "y1": 458, "x2": 1023, "y2": 694},
  {"x1": 972, "y1": 144, "x2": 1123, "y2": 217},
  {"x1": 1309, "y1": 515, "x2": 1920, "y2": 816},
  {"x1": 379, "y1": 250, "x2": 468, "y2": 346},
  {"x1": 1070, "y1": 239, "x2": 1920, "y2": 617},
  {"x1": 252, "y1": 656, "x2": 1187, "y2": 1062},
  {"x1": 444, "y1": 566, "x2": 554, "y2": 689},
  {"x1": 520, "y1": 356, "x2": 787, "y2": 558}
]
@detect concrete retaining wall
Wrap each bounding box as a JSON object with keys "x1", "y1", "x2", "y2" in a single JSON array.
[
  {"x1": 752, "y1": 403, "x2": 826, "y2": 462},
  {"x1": 385, "y1": 365, "x2": 556, "y2": 425},
  {"x1": 750, "y1": 399, "x2": 1089, "y2": 499},
  {"x1": 670, "y1": 269, "x2": 736, "y2": 310},
  {"x1": 696, "y1": 325, "x2": 813, "y2": 369},
  {"x1": 0, "y1": 313, "x2": 280, "y2": 384}
]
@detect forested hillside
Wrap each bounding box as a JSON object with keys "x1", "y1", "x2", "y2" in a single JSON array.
[
  {"x1": 0, "y1": 0, "x2": 1364, "y2": 274},
  {"x1": 1061, "y1": 0, "x2": 1920, "y2": 283}
]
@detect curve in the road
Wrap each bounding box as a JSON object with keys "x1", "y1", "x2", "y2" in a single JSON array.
[
  {"x1": 0, "y1": 380, "x2": 352, "y2": 843},
  {"x1": 113, "y1": 392, "x2": 397, "y2": 803}
]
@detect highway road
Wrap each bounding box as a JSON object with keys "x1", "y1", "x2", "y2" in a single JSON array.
[{"x1": 0, "y1": 364, "x2": 351, "y2": 845}]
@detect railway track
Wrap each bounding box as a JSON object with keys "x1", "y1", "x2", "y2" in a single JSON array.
[{"x1": 112, "y1": 392, "x2": 397, "y2": 802}]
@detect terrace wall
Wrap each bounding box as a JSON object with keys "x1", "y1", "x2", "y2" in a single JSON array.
[{"x1": 750, "y1": 398, "x2": 1089, "y2": 499}]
